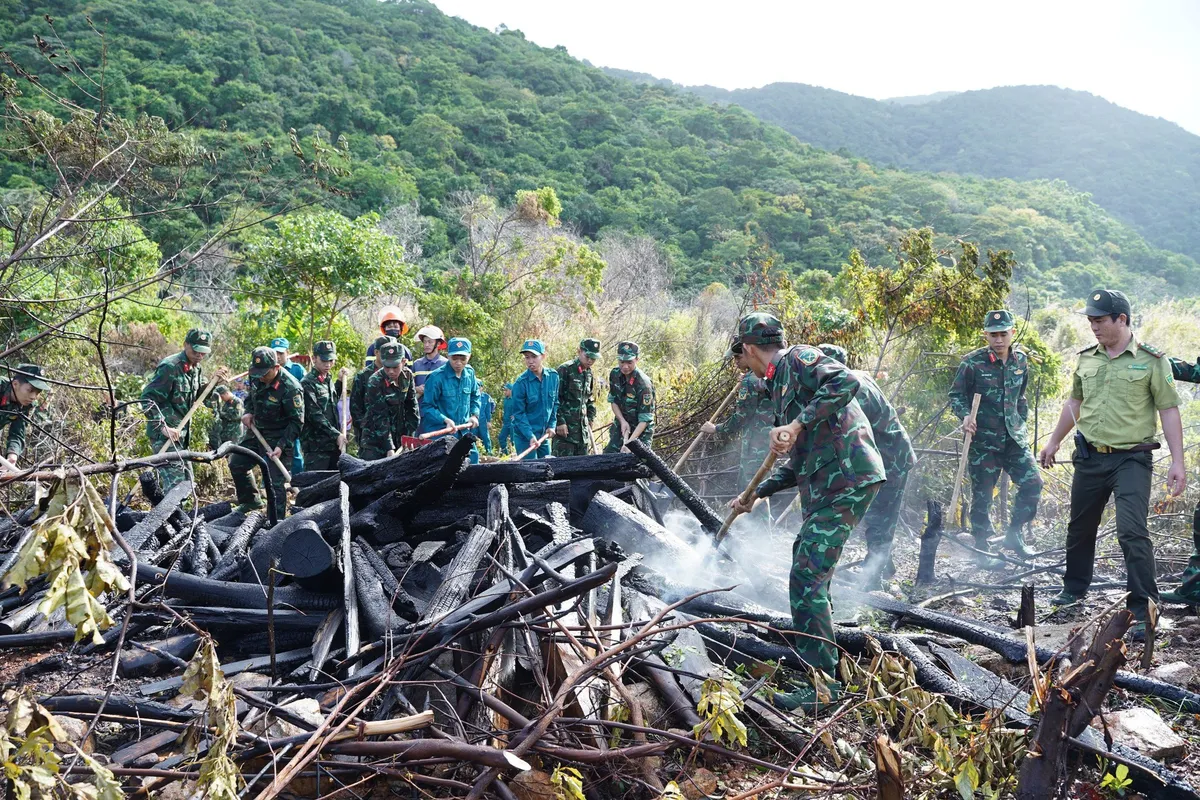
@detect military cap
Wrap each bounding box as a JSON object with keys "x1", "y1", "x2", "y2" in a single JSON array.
[
  {"x1": 724, "y1": 336, "x2": 744, "y2": 359},
  {"x1": 269, "y1": 337, "x2": 290, "y2": 352},
  {"x1": 816, "y1": 343, "x2": 848, "y2": 365},
  {"x1": 737, "y1": 312, "x2": 784, "y2": 346},
  {"x1": 580, "y1": 338, "x2": 601, "y2": 359},
  {"x1": 12, "y1": 364, "x2": 49, "y2": 391},
  {"x1": 313, "y1": 340, "x2": 337, "y2": 361},
  {"x1": 249, "y1": 346, "x2": 277, "y2": 377},
  {"x1": 982, "y1": 309, "x2": 1015, "y2": 332},
  {"x1": 520, "y1": 339, "x2": 545, "y2": 355},
  {"x1": 378, "y1": 341, "x2": 406, "y2": 368},
  {"x1": 214, "y1": 385, "x2": 230, "y2": 395},
  {"x1": 1081, "y1": 288, "x2": 1132, "y2": 319},
  {"x1": 185, "y1": 328, "x2": 213, "y2": 354},
  {"x1": 447, "y1": 338, "x2": 472, "y2": 356},
  {"x1": 616, "y1": 341, "x2": 639, "y2": 362}
]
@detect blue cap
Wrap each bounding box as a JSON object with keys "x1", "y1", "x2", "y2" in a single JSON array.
[
  {"x1": 270, "y1": 337, "x2": 289, "y2": 351},
  {"x1": 520, "y1": 339, "x2": 545, "y2": 356},
  {"x1": 447, "y1": 337, "x2": 472, "y2": 355}
]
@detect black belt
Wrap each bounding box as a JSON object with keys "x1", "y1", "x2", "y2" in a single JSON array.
[{"x1": 1087, "y1": 441, "x2": 1159, "y2": 454}]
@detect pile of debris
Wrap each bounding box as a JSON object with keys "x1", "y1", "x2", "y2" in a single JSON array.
[{"x1": 1, "y1": 436, "x2": 1199, "y2": 799}]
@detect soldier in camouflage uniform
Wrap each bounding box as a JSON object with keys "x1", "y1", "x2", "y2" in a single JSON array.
[
  {"x1": 360, "y1": 340, "x2": 419, "y2": 460},
  {"x1": 230, "y1": 346, "x2": 304, "y2": 519},
  {"x1": 554, "y1": 338, "x2": 600, "y2": 457},
  {"x1": 604, "y1": 341, "x2": 654, "y2": 453},
  {"x1": 300, "y1": 341, "x2": 346, "y2": 471},
  {"x1": 207, "y1": 385, "x2": 243, "y2": 450},
  {"x1": 728, "y1": 313, "x2": 885, "y2": 711},
  {"x1": 1160, "y1": 354, "x2": 1200, "y2": 605},
  {"x1": 701, "y1": 339, "x2": 774, "y2": 487},
  {"x1": 817, "y1": 344, "x2": 916, "y2": 589},
  {"x1": 949, "y1": 310, "x2": 1043, "y2": 567},
  {"x1": 349, "y1": 335, "x2": 392, "y2": 445},
  {"x1": 141, "y1": 328, "x2": 212, "y2": 492},
  {"x1": 0, "y1": 364, "x2": 48, "y2": 469}
]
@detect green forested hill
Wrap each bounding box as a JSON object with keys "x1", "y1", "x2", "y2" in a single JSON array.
[
  {"x1": 3, "y1": 0, "x2": 1198, "y2": 298},
  {"x1": 679, "y1": 81, "x2": 1200, "y2": 263}
]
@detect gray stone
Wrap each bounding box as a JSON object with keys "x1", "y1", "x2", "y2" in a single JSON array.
[
  {"x1": 1149, "y1": 661, "x2": 1196, "y2": 687},
  {"x1": 1095, "y1": 707, "x2": 1187, "y2": 761}
]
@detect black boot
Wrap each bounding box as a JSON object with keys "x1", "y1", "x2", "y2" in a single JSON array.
[
  {"x1": 972, "y1": 536, "x2": 1005, "y2": 570},
  {"x1": 1002, "y1": 527, "x2": 1034, "y2": 559}
]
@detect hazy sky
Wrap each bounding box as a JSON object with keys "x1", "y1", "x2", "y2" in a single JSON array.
[{"x1": 433, "y1": 0, "x2": 1200, "y2": 136}]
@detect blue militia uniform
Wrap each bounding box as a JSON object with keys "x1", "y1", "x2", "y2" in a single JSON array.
[
  {"x1": 510, "y1": 368, "x2": 560, "y2": 460},
  {"x1": 419, "y1": 363, "x2": 481, "y2": 463}
]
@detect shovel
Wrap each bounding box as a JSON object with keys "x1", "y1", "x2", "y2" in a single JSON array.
[{"x1": 713, "y1": 429, "x2": 792, "y2": 546}]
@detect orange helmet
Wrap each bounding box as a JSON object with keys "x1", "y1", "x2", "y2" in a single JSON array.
[{"x1": 378, "y1": 305, "x2": 409, "y2": 336}]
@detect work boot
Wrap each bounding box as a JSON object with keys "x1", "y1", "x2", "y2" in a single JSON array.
[
  {"x1": 1051, "y1": 589, "x2": 1086, "y2": 606},
  {"x1": 235, "y1": 497, "x2": 265, "y2": 513},
  {"x1": 1160, "y1": 590, "x2": 1200, "y2": 606},
  {"x1": 773, "y1": 679, "x2": 843, "y2": 714},
  {"x1": 1129, "y1": 621, "x2": 1149, "y2": 644},
  {"x1": 1002, "y1": 527, "x2": 1034, "y2": 560},
  {"x1": 971, "y1": 537, "x2": 1005, "y2": 570}
]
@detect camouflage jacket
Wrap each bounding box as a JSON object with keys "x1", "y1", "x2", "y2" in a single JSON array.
[
  {"x1": 555, "y1": 359, "x2": 596, "y2": 444},
  {"x1": 607, "y1": 367, "x2": 655, "y2": 427},
  {"x1": 246, "y1": 369, "x2": 304, "y2": 449},
  {"x1": 348, "y1": 364, "x2": 378, "y2": 431},
  {"x1": 853, "y1": 371, "x2": 916, "y2": 479},
  {"x1": 714, "y1": 373, "x2": 774, "y2": 471},
  {"x1": 0, "y1": 380, "x2": 32, "y2": 457},
  {"x1": 301, "y1": 370, "x2": 343, "y2": 452},
  {"x1": 141, "y1": 351, "x2": 203, "y2": 443},
  {"x1": 362, "y1": 368, "x2": 418, "y2": 454},
  {"x1": 1171, "y1": 356, "x2": 1200, "y2": 384},
  {"x1": 756, "y1": 345, "x2": 886, "y2": 510},
  {"x1": 208, "y1": 396, "x2": 244, "y2": 448},
  {"x1": 949, "y1": 346, "x2": 1031, "y2": 445}
]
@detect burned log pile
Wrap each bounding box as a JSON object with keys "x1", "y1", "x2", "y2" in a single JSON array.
[{"x1": 0, "y1": 439, "x2": 1196, "y2": 799}]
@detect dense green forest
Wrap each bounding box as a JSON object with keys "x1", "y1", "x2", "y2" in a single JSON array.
[
  {"x1": 664, "y1": 80, "x2": 1200, "y2": 264},
  {"x1": 2, "y1": 0, "x2": 1198, "y2": 299}
]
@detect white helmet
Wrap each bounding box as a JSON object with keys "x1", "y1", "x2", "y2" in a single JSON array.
[{"x1": 415, "y1": 325, "x2": 445, "y2": 342}]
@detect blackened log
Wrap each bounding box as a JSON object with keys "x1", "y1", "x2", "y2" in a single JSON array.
[
  {"x1": 117, "y1": 633, "x2": 201, "y2": 678},
  {"x1": 112, "y1": 730, "x2": 178, "y2": 765},
  {"x1": 139, "y1": 470, "x2": 165, "y2": 506},
  {"x1": 208, "y1": 510, "x2": 247, "y2": 531},
  {"x1": 916, "y1": 500, "x2": 943, "y2": 585},
  {"x1": 292, "y1": 470, "x2": 337, "y2": 488},
  {"x1": 197, "y1": 501, "x2": 233, "y2": 521},
  {"x1": 0, "y1": 598, "x2": 45, "y2": 635},
  {"x1": 276, "y1": 521, "x2": 336, "y2": 588},
  {"x1": 41, "y1": 694, "x2": 195, "y2": 722},
  {"x1": 625, "y1": 439, "x2": 722, "y2": 534},
  {"x1": 138, "y1": 563, "x2": 339, "y2": 611},
  {"x1": 133, "y1": 606, "x2": 323, "y2": 631},
  {"x1": 124, "y1": 481, "x2": 193, "y2": 551},
  {"x1": 406, "y1": 481, "x2": 571, "y2": 534},
  {"x1": 582, "y1": 491, "x2": 697, "y2": 566},
  {"x1": 339, "y1": 482, "x2": 359, "y2": 675},
  {"x1": 208, "y1": 511, "x2": 266, "y2": 581},
  {"x1": 637, "y1": 654, "x2": 704, "y2": 729},
  {"x1": 355, "y1": 536, "x2": 420, "y2": 619},
  {"x1": 568, "y1": 478, "x2": 626, "y2": 521},
  {"x1": 546, "y1": 453, "x2": 652, "y2": 481},
  {"x1": 115, "y1": 507, "x2": 144, "y2": 533},
  {"x1": 459, "y1": 461, "x2": 553, "y2": 486},
  {"x1": 422, "y1": 524, "x2": 497, "y2": 622},
  {"x1": 0, "y1": 629, "x2": 75, "y2": 648},
  {"x1": 182, "y1": 521, "x2": 213, "y2": 577},
  {"x1": 339, "y1": 436, "x2": 465, "y2": 500},
  {"x1": 352, "y1": 541, "x2": 404, "y2": 638},
  {"x1": 138, "y1": 649, "x2": 311, "y2": 696},
  {"x1": 310, "y1": 607, "x2": 343, "y2": 681},
  {"x1": 241, "y1": 501, "x2": 340, "y2": 583}
]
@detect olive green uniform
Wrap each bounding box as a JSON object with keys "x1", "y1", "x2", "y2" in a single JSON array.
[
  {"x1": 1063, "y1": 334, "x2": 1179, "y2": 619},
  {"x1": 0, "y1": 380, "x2": 33, "y2": 460},
  {"x1": 207, "y1": 395, "x2": 244, "y2": 449},
  {"x1": 554, "y1": 358, "x2": 597, "y2": 457},
  {"x1": 231, "y1": 361, "x2": 304, "y2": 520},
  {"x1": 141, "y1": 351, "x2": 203, "y2": 491},
  {"x1": 712, "y1": 372, "x2": 774, "y2": 486},
  {"x1": 360, "y1": 368, "x2": 419, "y2": 460},
  {"x1": 604, "y1": 367, "x2": 654, "y2": 452},
  {"x1": 300, "y1": 370, "x2": 343, "y2": 471}
]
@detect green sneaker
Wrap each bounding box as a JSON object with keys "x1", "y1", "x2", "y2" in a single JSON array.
[
  {"x1": 235, "y1": 498, "x2": 266, "y2": 513},
  {"x1": 1160, "y1": 590, "x2": 1200, "y2": 606},
  {"x1": 1051, "y1": 589, "x2": 1086, "y2": 606},
  {"x1": 772, "y1": 679, "x2": 842, "y2": 713}
]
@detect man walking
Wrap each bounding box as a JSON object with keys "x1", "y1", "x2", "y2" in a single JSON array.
[
  {"x1": 949, "y1": 310, "x2": 1043, "y2": 566},
  {"x1": 554, "y1": 338, "x2": 599, "y2": 457},
  {"x1": 141, "y1": 328, "x2": 212, "y2": 492},
  {"x1": 1038, "y1": 290, "x2": 1185, "y2": 638},
  {"x1": 300, "y1": 340, "x2": 345, "y2": 471},
  {"x1": 360, "y1": 340, "x2": 419, "y2": 460},
  {"x1": 231, "y1": 346, "x2": 304, "y2": 519},
  {"x1": 511, "y1": 339, "x2": 559, "y2": 460},
  {"x1": 604, "y1": 341, "x2": 654, "y2": 453}
]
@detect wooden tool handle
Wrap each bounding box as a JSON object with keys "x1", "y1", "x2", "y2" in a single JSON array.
[
  {"x1": 713, "y1": 429, "x2": 791, "y2": 544},
  {"x1": 948, "y1": 394, "x2": 982, "y2": 526},
  {"x1": 509, "y1": 432, "x2": 551, "y2": 461},
  {"x1": 156, "y1": 369, "x2": 248, "y2": 455},
  {"x1": 248, "y1": 422, "x2": 292, "y2": 485},
  {"x1": 672, "y1": 383, "x2": 740, "y2": 473}
]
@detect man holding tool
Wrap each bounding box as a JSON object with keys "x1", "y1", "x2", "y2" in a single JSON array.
[
  {"x1": 360, "y1": 340, "x2": 419, "y2": 460},
  {"x1": 231, "y1": 346, "x2": 304, "y2": 518},
  {"x1": 207, "y1": 385, "x2": 243, "y2": 450},
  {"x1": 141, "y1": 328, "x2": 212, "y2": 492},
  {"x1": 949, "y1": 309, "x2": 1043, "y2": 567},
  {"x1": 300, "y1": 340, "x2": 346, "y2": 471},
  {"x1": 1038, "y1": 289, "x2": 1184, "y2": 640},
  {"x1": 604, "y1": 341, "x2": 654, "y2": 453},
  {"x1": 511, "y1": 339, "x2": 559, "y2": 460},
  {"x1": 554, "y1": 338, "x2": 600, "y2": 457},
  {"x1": 726, "y1": 312, "x2": 885, "y2": 711},
  {"x1": 420, "y1": 337, "x2": 481, "y2": 463},
  {"x1": 701, "y1": 338, "x2": 774, "y2": 500},
  {"x1": 818, "y1": 343, "x2": 915, "y2": 590}
]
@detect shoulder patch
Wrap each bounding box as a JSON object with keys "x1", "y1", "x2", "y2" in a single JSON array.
[
  {"x1": 797, "y1": 347, "x2": 820, "y2": 367},
  {"x1": 1138, "y1": 342, "x2": 1165, "y2": 358},
  {"x1": 293, "y1": 394, "x2": 303, "y2": 409},
  {"x1": 641, "y1": 392, "x2": 652, "y2": 405}
]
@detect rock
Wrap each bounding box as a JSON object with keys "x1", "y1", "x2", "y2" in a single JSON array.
[
  {"x1": 53, "y1": 715, "x2": 93, "y2": 754},
  {"x1": 962, "y1": 645, "x2": 1028, "y2": 681},
  {"x1": 152, "y1": 779, "x2": 199, "y2": 800},
  {"x1": 679, "y1": 768, "x2": 719, "y2": 800},
  {"x1": 247, "y1": 697, "x2": 324, "y2": 739},
  {"x1": 1095, "y1": 708, "x2": 1187, "y2": 761},
  {"x1": 627, "y1": 681, "x2": 667, "y2": 728},
  {"x1": 1149, "y1": 661, "x2": 1196, "y2": 687},
  {"x1": 230, "y1": 671, "x2": 272, "y2": 690},
  {"x1": 511, "y1": 770, "x2": 556, "y2": 800}
]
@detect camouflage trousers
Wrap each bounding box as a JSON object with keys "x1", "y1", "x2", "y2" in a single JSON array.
[
  {"x1": 230, "y1": 437, "x2": 293, "y2": 520},
  {"x1": 856, "y1": 468, "x2": 910, "y2": 587},
  {"x1": 967, "y1": 434, "x2": 1043, "y2": 542},
  {"x1": 1175, "y1": 501, "x2": 1200, "y2": 600},
  {"x1": 553, "y1": 438, "x2": 590, "y2": 457},
  {"x1": 603, "y1": 422, "x2": 652, "y2": 453},
  {"x1": 148, "y1": 433, "x2": 192, "y2": 494},
  {"x1": 303, "y1": 448, "x2": 340, "y2": 472},
  {"x1": 788, "y1": 482, "x2": 881, "y2": 675}
]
